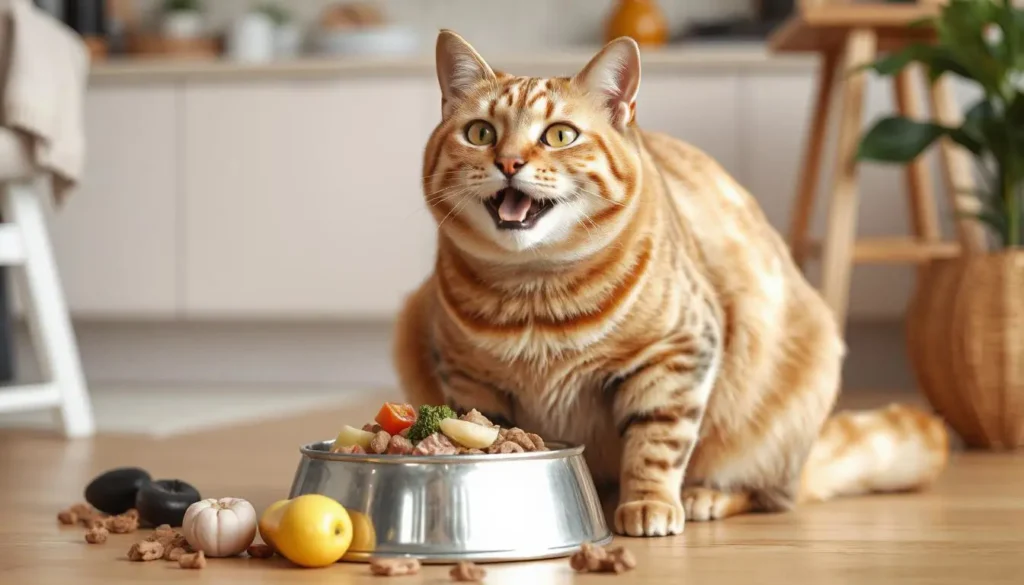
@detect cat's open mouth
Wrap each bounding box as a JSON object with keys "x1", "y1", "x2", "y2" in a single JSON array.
[{"x1": 484, "y1": 188, "x2": 556, "y2": 230}]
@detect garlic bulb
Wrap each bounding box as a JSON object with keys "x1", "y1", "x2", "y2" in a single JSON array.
[{"x1": 182, "y1": 497, "x2": 257, "y2": 557}]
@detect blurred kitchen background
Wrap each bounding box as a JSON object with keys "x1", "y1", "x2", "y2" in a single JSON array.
[{"x1": 1, "y1": 0, "x2": 962, "y2": 434}]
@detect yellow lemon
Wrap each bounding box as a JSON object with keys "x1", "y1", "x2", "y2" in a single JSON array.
[
  {"x1": 257, "y1": 499, "x2": 290, "y2": 552},
  {"x1": 346, "y1": 510, "x2": 377, "y2": 554},
  {"x1": 273, "y1": 494, "x2": 353, "y2": 568}
]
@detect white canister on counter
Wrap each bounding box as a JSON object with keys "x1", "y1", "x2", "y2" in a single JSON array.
[
  {"x1": 226, "y1": 11, "x2": 276, "y2": 63},
  {"x1": 162, "y1": 9, "x2": 205, "y2": 40}
]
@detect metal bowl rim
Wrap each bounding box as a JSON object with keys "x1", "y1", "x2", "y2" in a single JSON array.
[
  {"x1": 338, "y1": 532, "x2": 614, "y2": 564},
  {"x1": 299, "y1": 439, "x2": 584, "y2": 464}
]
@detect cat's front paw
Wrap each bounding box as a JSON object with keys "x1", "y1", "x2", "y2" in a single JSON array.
[{"x1": 614, "y1": 498, "x2": 685, "y2": 537}]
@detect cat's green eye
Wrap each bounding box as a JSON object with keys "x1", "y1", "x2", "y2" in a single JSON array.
[
  {"x1": 542, "y1": 123, "x2": 579, "y2": 148},
  {"x1": 465, "y1": 120, "x2": 496, "y2": 146}
]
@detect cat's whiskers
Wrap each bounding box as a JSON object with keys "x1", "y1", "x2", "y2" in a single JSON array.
[
  {"x1": 425, "y1": 182, "x2": 488, "y2": 206},
  {"x1": 436, "y1": 189, "x2": 477, "y2": 231},
  {"x1": 574, "y1": 185, "x2": 624, "y2": 207},
  {"x1": 422, "y1": 169, "x2": 473, "y2": 182}
]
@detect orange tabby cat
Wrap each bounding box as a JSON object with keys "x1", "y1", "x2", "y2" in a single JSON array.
[{"x1": 394, "y1": 30, "x2": 949, "y2": 536}]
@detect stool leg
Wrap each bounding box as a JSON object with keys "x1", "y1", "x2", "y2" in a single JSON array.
[
  {"x1": 789, "y1": 50, "x2": 839, "y2": 270},
  {"x1": 820, "y1": 28, "x2": 877, "y2": 333},
  {"x1": 893, "y1": 64, "x2": 941, "y2": 245},
  {"x1": 4, "y1": 180, "x2": 94, "y2": 438},
  {"x1": 928, "y1": 76, "x2": 987, "y2": 255}
]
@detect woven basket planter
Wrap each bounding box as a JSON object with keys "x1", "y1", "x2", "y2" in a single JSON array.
[{"x1": 906, "y1": 252, "x2": 1024, "y2": 450}]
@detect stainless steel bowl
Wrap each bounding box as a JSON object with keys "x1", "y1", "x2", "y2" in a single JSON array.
[{"x1": 287, "y1": 440, "x2": 612, "y2": 563}]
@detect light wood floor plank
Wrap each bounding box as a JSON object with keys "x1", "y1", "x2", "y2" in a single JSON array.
[{"x1": 1, "y1": 390, "x2": 1022, "y2": 584}]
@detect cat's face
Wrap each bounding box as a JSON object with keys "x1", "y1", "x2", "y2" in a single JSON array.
[{"x1": 422, "y1": 31, "x2": 643, "y2": 264}]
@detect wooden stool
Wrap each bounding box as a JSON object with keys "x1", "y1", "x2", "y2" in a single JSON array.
[{"x1": 769, "y1": 0, "x2": 987, "y2": 333}]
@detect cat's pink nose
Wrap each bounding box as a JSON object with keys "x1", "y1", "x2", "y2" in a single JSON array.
[{"x1": 495, "y1": 158, "x2": 526, "y2": 178}]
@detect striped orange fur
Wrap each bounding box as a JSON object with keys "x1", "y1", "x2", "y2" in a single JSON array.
[{"x1": 393, "y1": 31, "x2": 950, "y2": 536}]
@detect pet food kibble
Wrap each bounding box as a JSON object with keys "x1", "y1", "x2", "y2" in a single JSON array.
[
  {"x1": 178, "y1": 550, "x2": 206, "y2": 569},
  {"x1": 609, "y1": 547, "x2": 637, "y2": 573},
  {"x1": 460, "y1": 409, "x2": 494, "y2": 427},
  {"x1": 85, "y1": 525, "x2": 109, "y2": 544},
  {"x1": 333, "y1": 401, "x2": 554, "y2": 458},
  {"x1": 57, "y1": 510, "x2": 77, "y2": 525},
  {"x1": 505, "y1": 428, "x2": 535, "y2": 450},
  {"x1": 246, "y1": 544, "x2": 274, "y2": 558},
  {"x1": 127, "y1": 540, "x2": 164, "y2": 562},
  {"x1": 527, "y1": 433, "x2": 547, "y2": 451},
  {"x1": 489, "y1": 441, "x2": 524, "y2": 454},
  {"x1": 570, "y1": 543, "x2": 636, "y2": 574},
  {"x1": 570, "y1": 542, "x2": 606, "y2": 572},
  {"x1": 412, "y1": 432, "x2": 458, "y2": 456},
  {"x1": 62, "y1": 502, "x2": 104, "y2": 527},
  {"x1": 386, "y1": 434, "x2": 415, "y2": 454},
  {"x1": 450, "y1": 561, "x2": 487, "y2": 582},
  {"x1": 106, "y1": 513, "x2": 139, "y2": 534},
  {"x1": 369, "y1": 430, "x2": 392, "y2": 454},
  {"x1": 369, "y1": 558, "x2": 421, "y2": 576}
]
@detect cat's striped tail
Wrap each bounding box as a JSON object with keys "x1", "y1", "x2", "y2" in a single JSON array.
[{"x1": 797, "y1": 403, "x2": 950, "y2": 504}]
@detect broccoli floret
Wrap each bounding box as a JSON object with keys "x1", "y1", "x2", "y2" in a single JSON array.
[{"x1": 406, "y1": 404, "x2": 457, "y2": 443}]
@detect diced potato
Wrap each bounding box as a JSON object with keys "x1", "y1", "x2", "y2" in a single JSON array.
[
  {"x1": 332, "y1": 425, "x2": 375, "y2": 451},
  {"x1": 439, "y1": 418, "x2": 500, "y2": 449}
]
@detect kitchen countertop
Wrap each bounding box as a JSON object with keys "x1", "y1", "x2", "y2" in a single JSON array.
[{"x1": 88, "y1": 41, "x2": 821, "y2": 84}]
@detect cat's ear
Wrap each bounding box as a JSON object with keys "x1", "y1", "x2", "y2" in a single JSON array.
[
  {"x1": 573, "y1": 37, "x2": 641, "y2": 130},
  {"x1": 435, "y1": 30, "x2": 495, "y2": 116}
]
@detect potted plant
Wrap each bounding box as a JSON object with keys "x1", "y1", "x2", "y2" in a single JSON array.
[
  {"x1": 857, "y1": 0, "x2": 1024, "y2": 449},
  {"x1": 161, "y1": 0, "x2": 205, "y2": 40}
]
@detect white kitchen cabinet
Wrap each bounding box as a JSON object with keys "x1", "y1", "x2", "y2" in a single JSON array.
[
  {"x1": 182, "y1": 78, "x2": 440, "y2": 318},
  {"x1": 56, "y1": 49, "x2": 957, "y2": 323},
  {"x1": 46, "y1": 85, "x2": 180, "y2": 317}
]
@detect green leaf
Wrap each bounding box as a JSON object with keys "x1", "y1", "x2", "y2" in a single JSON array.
[
  {"x1": 957, "y1": 98, "x2": 995, "y2": 152},
  {"x1": 948, "y1": 128, "x2": 985, "y2": 155},
  {"x1": 973, "y1": 209, "x2": 1010, "y2": 247},
  {"x1": 924, "y1": 46, "x2": 980, "y2": 83},
  {"x1": 1006, "y1": 90, "x2": 1024, "y2": 126},
  {"x1": 861, "y1": 49, "x2": 918, "y2": 77},
  {"x1": 861, "y1": 45, "x2": 935, "y2": 77},
  {"x1": 907, "y1": 16, "x2": 937, "y2": 30},
  {"x1": 932, "y1": 0, "x2": 1007, "y2": 93},
  {"x1": 857, "y1": 116, "x2": 948, "y2": 163}
]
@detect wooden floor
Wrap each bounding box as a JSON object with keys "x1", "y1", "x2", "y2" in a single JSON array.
[{"x1": 2, "y1": 390, "x2": 1023, "y2": 584}]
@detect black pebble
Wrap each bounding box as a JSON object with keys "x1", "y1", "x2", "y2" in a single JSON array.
[
  {"x1": 84, "y1": 467, "x2": 152, "y2": 515},
  {"x1": 135, "y1": 479, "x2": 201, "y2": 528}
]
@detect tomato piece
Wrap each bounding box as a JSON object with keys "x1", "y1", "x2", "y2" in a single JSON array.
[{"x1": 374, "y1": 403, "x2": 417, "y2": 435}]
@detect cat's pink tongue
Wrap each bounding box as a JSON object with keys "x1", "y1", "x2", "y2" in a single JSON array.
[{"x1": 498, "y1": 191, "x2": 533, "y2": 222}]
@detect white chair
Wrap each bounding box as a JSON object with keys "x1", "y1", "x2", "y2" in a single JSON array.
[
  {"x1": 0, "y1": 133, "x2": 93, "y2": 438},
  {"x1": 0, "y1": 0, "x2": 94, "y2": 438}
]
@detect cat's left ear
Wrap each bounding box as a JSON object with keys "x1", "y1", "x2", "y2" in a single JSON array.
[
  {"x1": 435, "y1": 30, "x2": 496, "y2": 118},
  {"x1": 573, "y1": 37, "x2": 641, "y2": 130}
]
